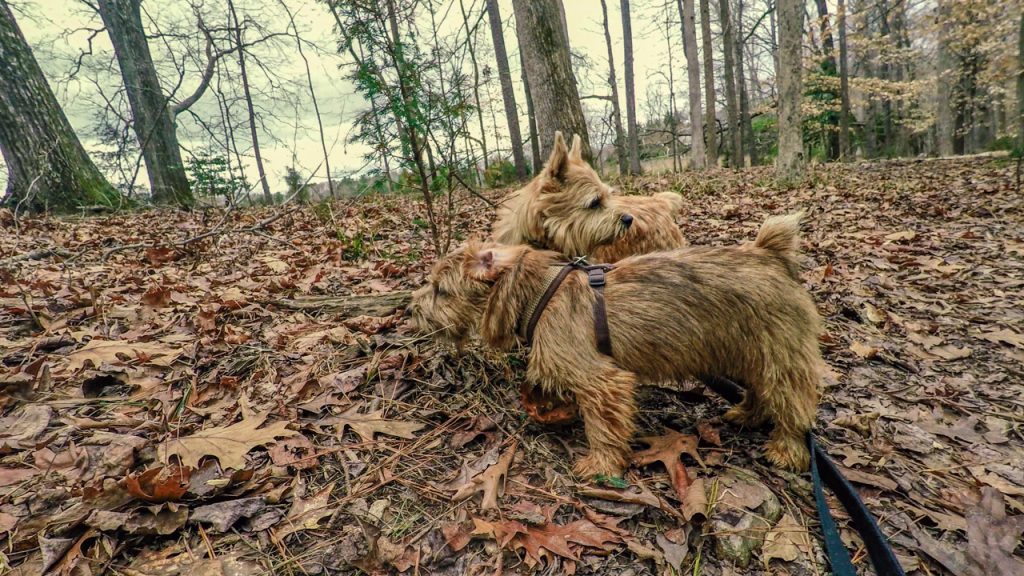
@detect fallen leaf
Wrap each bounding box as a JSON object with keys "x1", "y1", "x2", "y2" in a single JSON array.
[
  {"x1": 124, "y1": 466, "x2": 191, "y2": 503},
  {"x1": 915, "y1": 488, "x2": 1024, "y2": 576},
  {"x1": 762, "y1": 513, "x2": 812, "y2": 566},
  {"x1": 65, "y1": 340, "x2": 181, "y2": 372},
  {"x1": 451, "y1": 442, "x2": 516, "y2": 510},
  {"x1": 977, "y1": 328, "x2": 1024, "y2": 349},
  {"x1": 633, "y1": 429, "x2": 703, "y2": 503},
  {"x1": 159, "y1": 404, "x2": 299, "y2": 469},
  {"x1": 328, "y1": 404, "x2": 424, "y2": 442},
  {"x1": 86, "y1": 504, "x2": 188, "y2": 535},
  {"x1": 191, "y1": 497, "x2": 266, "y2": 532},
  {"x1": 696, "y1": 421, "x2": 721, "y2": 446},
  {"x1": 273, "y1": 482, "x2": 335, "y2": 542},
  {"x1": 0, "y1": 404, "x2": 51, "y2": 450},
  {"x1": 885, "y1": 230, "x2": 917, "y2": 242},
  {"x1": 519, "y1": 382, "x2": 577, "y2": 425},
  {"x1": 850, "y1": 341, "x2": 879, "y2": 359}
]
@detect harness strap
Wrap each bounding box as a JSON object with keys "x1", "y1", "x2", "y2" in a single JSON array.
[{"x1": 586, "y1": 266, "x2": 614, "y2": 356}]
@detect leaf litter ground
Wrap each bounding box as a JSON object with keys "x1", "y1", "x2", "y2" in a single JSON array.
[{"x1": 1, "y1": 156, "x2": 1022, "y2": 575}]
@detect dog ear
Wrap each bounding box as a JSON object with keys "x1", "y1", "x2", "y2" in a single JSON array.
[
  {"x1": 465, "y1": 245, "x2": 518, "y2": 282},
  {"x1": 544, "y1": 131, "x2": 570, "y2": 182},
  {"x1": 569, "y1": 134, "x2": 582, "y2": 161}
]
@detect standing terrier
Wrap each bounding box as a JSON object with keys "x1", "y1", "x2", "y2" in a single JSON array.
[
  {"x1": 492, "y1": 132, "x2": 686, "y2": 263},
  {"x1": 409, "y1": 213, "x2": 823, "y2": 476}
]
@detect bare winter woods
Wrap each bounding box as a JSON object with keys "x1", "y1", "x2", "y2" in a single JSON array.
[{"x1": 1, "y1": 0, "x2": 1022, "y2": 217}]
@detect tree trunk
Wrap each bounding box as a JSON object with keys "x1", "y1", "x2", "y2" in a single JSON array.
[
  {"x1": 513, "y1": 0, "x2": 591, "y2": 162},
  {"x1": 459, "y1": 0, "x2": 489, "y2": 171},
  {"x1": 736, "y1": 0, "x2": 754, "y2": 166},
  {"x1": 228, "y1": 0, "x2": 273, "y2": 204},
  {"x1": 620, "y1": 0, "x2": 642, "y2": 174},
  {"x1": 519, "y1": 49, "x2": 542, "y2": 174},
  {"x1": 699, "y1": 0, "x2": 717, "y2": 167},
  {"x1": 486, "y1": 0, "x2": 527, "y2": 181},
  {"x1": 600, "y1": 0, "x2": 628, "y2": 175},
  {"x1": 0, "y1": 1, "x2": 118, "y2": 213},
  {"x1": 96, "y1": 0, "x2": 194, "y2": 207},
  {"x1": 718, "y1": 0, "x2": 740, "y2": 166},
  {"x1": 677, "y1": 0, "x2": 705, "y2": 169},
  {"x1": 814, "y1": 0, "x2": 839, "y2": 161},
  {"x1": 837, "y1": 0, "x2": 852, "y2": 159},
  {"x1": 777, "y1": 0, "x2": 804, "y2": 179},
  {"x1": 1018, "y1": 9, "x2": 1024, "y2": 149}
]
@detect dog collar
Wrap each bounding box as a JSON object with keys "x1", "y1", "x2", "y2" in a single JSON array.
[{"x1": 518, "y1": 264, "x2": 575, "y2": 345}]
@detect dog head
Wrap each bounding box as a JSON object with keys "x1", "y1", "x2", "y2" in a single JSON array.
[
  {"x1": 407, "y1": 241, "x2": 528, "y2": 346},
  {"x1": 492, "y1": 132, "x2": 633, "y2": 257}
]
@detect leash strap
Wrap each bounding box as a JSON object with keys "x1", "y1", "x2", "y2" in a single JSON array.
[{"x1": 699, "y1": 375, "x2": 904, "y2": 576}]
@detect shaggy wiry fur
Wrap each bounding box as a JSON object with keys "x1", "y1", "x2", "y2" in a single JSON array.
[
  {"x1": 409, "y1": 213, "x2": 823, "y2": 476},
  {"x1": 492, "y1": 132, "x2": 686, "y2": 263}
]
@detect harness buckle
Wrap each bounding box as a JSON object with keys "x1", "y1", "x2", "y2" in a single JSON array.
[{"x1": 587, "y1": 268, "x2": 606, "y2": 287}]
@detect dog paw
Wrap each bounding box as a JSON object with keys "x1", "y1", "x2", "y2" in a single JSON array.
[
  {"x1": 573, "y1": 453, "x2": 624, "y2": 479},
  {"x1": 764, "y1": 439, "x2": 810, "y2": 472},
  {"x1": 724, "y1": 405, "x2": 756, "y2": 426}
]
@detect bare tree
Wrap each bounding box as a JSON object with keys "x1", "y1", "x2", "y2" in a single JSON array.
[
  {"x1": 96, "y1": 0, "x2": 197, "y2": 207},
  {"x1": 837, "y1": 0, "x2": 852, "y2": 159},
  {"x1": 485, "y1": 0, "x2": 527, "y2": 180},
  {"x1": 736, "y1": 0, "x2": 754, "y2": 166},
  {"x1": 777, "y1": 0, "x2": 804, "y2": 179},
  {"x1": 520, "y1": 48, "x2": 541, "y2": 173},
  {"x1": 459, "y1": 0, "x2": 489, "y2": 171},
  {"x1": 0, "y1": 1, "x2": 118, "y2": 212},
  {"x1": 599, "y1": 0, "x2": 627, "y2": 174},
  {"x1": 513, "y1": 0, "x2": 591, "y2": 161},
  {"x1": 621, "y1": 0, "x2": 641, "y2": 174},
  {"x1": 718, "y1": 0, "x2": 740, "y2": 165},
  {"x1": 699, "y1": 0, "x2": 717, "y2": 166},
  {"x1": 677, "y1": 0, "x2": 705, "y2": 169},
  {"x1": 1019, "y1": 9, "x2": 1024, "y2": 148},
  {"x1": 227, "y1": 0, "x2": 272, "y2": 203},
  {"x1": 813, "y1": 0, "x2": 839, "y2": 160}
]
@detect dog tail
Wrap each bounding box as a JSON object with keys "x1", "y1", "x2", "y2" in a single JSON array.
[
  {"x1": 653, "y1": 191, "x2": 683, "y2": 213},
  {"x1": 754, "y1": 211, "x2": 804, "y2": 256}
]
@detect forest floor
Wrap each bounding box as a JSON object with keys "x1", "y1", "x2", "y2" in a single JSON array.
[{"x1": 1, "y1": 155, "x2": 1023, "y2": 575}]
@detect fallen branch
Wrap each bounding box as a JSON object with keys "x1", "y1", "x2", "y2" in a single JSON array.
[
  {"x1": 274, "y1": 291, "x2": 412, "y2": 317},
  {"x1": 0, "y1": 248, "x2": 73, "y2": 266}
]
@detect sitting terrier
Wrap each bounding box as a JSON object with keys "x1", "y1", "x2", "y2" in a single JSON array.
[
  {"x1": 491, "y1": 131, "x2": 686, "y2": 263},
  {"x1": 408, "y1": 212, "x2": 823, "y2": 476}
]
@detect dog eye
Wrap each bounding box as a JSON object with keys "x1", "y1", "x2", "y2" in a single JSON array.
[
  {"x1": 588, "y1": 198, "x2": 601, "y2": 209},
  {"x1": 433, "y1": 285, "x2": 447, "y2": 298}
]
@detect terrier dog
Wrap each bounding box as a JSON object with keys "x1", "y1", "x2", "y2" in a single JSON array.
[
  {"x1": 409, "y1": 213, "x2": 822, "y2": 476},
  {"x1": 491, "y1": 132, "x2": 686, "y2": 263}
]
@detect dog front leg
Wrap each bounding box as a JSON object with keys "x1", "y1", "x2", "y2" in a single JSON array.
[{"x1": 571, "y1": 366, "x2": 638, "y2": 478}]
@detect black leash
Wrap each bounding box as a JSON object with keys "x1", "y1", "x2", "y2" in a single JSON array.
[{"x1": 700, "y1": 375, "x2": 905, "y2": 576}]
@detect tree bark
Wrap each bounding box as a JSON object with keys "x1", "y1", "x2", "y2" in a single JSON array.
[
  {"x1": 736, "y1": 0, "x2": 754, "y2": 166},
  {"x1": 699, "y1": 0, "x2": 717, "y2": 167},
  {"x1": 814, "y1": 0, "x2": 839, "y2": 160},
  {"x1": 718, "y1": 0, "x2": 740, "y2": 166},
  {"x1": 777, "y1": 0, "x2": 804, "y2": 179},
  {"x1": 677, "y1": 0, "x2": 705, "y2": 169},
  {"x1": 459, "y1": 0, "x2": 489, "y2": 171},
  {"x1": 513, "y1": 0, "x2": 591, "y2": 162},
  {"x1": 228, "y1": 0, "x2": 273, "y2": 203},
  {"x1": 1018, "y1": 9, "x2": 1023, "y2": 149},
  {"x1": 0, "y1": 1, "x2": 118, "y2": 213},
  {"x1": 621, "y1": 0, "x2": 642, "y2": 174},
  {"x1": 96, "y1": 0, "x2": 194, "y2": 207},
  {"x1": 519, "y1": 49, "x2": 542, "y2": 174},
  {"x1": 600, "y1": 0, "x2": 628, "y2": 175},
  {"x1": 486, "y1": 0, "x2": 527, "y2": 181},
  {"x1": 837, "y1": 0, "x2": 852, "y2": 159}
]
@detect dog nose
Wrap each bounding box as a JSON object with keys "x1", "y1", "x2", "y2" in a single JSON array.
[
  {"x1": 403, "y1": 305, "x2": 413, "y2": 318},
  {"x1": 620, "y1": 214, "x2": 634, "y2": 228}
]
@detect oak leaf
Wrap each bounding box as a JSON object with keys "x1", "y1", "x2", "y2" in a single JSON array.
[
  {"x1": 451, "y1": 441, "x2": 516, "y2": 510},
  {"x1": 159, "y1": 404, "x2": 298, "y2": 469},
  {"x1": 916, "y1": 488, "x2": 1024, "y2": 576},
  {"x1": 762, "y1": 513, "x2": 812, "y2": 566},
  {"x1": 65, "y1": 340, "x2": 182, "y2": 372},
  {"x1": 329, "y1": 404, "x2": 424, "y2": 442},
  {"x1": 633, "y1": 429, "x2": 703, "y2": 503}
]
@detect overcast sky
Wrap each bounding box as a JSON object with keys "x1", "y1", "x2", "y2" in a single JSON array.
[{"x1": 4, "y1": 0, "x2": 705, "y2": 194}]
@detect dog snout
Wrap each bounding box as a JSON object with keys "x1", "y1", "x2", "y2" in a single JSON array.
[{"x1": 620, "y1": 213, "x2": 634, "y2": 228}]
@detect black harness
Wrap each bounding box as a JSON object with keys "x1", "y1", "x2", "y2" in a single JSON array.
[{"x1": 522, "y1": 259, "x2": 905, "y2": 576}]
